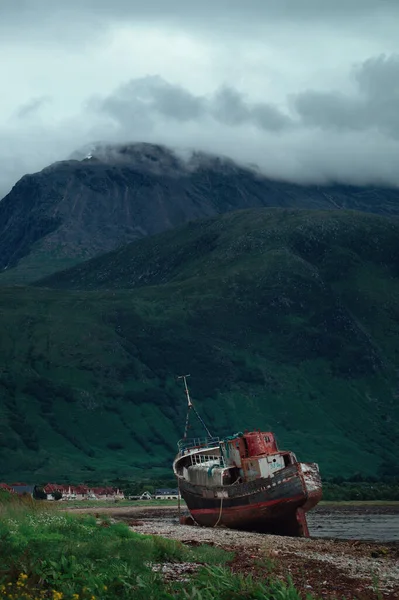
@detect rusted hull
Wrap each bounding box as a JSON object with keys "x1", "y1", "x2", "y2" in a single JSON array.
[
  {"x1": 179, "y1": 462, "x2": 322, "y2": 537},
  {"x1": 189, "y1": 496, "x2": 309, "y2": 536}
]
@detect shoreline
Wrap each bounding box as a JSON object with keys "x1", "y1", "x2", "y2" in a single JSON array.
[
  {"x1": 65, "y1": 500, "x2": 399, "y2": 512},
  {"x1": 64, "y1": 504, "x2": 399, "y2": 599}
]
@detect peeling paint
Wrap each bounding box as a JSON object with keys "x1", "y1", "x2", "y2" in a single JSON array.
[{"x1": 174, "y1": 430, "x2": 322, "y2": 537}]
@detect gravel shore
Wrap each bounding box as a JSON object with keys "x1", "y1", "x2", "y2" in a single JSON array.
[
  {"x1": 67, "y1": 505, "x2": 399, "y2": 599},
  {"x1": 130, "y1": 517, "x2": 399, "y2": 597}
]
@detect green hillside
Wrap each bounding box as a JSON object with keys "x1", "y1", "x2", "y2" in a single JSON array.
[{"x1": 1, "y1": 208, "x2": 399, "y2": 481}]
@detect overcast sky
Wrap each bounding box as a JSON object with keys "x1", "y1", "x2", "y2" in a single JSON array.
[{"x1": 1, "y1": 0, "x2": 399, "y2": 197}]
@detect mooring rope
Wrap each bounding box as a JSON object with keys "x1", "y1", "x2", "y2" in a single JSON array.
[{"x1": 214, "y1": 495, "x2": 224, "y2": 527}]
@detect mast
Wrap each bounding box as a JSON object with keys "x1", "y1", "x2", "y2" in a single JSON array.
[
  {"x1": 178, "y1": 374, "x2": 212, "y2": 439},
  {"x1": 179, "y1": 374, "x2": 193, "y2": 409},
  {"x1": 179, "y1": 374, "x2": 192, "y2": 439}
]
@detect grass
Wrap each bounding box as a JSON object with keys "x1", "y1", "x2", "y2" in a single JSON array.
[
  {"x1": 0, "y1": 499, "x2": 230, "y2": 599},
  {"x1": 0, "y1": 497, "x2": 312, "y2": 600},
  {"x1": 63, "y1": 499, "x2": 184, "y2": 509},
  {"x1": 180, "y1": 567, "x2": 309, "y2": 600},
  {"x1": 0, "y1": 208, "x2": 399, "y2": 481}
]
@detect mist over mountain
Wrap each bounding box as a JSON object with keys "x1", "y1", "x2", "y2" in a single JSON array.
[{"x1": 1, "y1": 142, "x2": 399, "y2": 284}]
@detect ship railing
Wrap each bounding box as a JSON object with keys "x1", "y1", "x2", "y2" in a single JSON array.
[
  {"x1": 190, "y1": 453, "x2": 223, "y2": 466},
  {"x1": 177, "y1": 436, "x2": 221, "y2": 453}
]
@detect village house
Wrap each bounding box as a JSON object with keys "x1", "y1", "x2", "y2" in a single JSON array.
[
  {"x1": 154, "y1": 488, "x2": 179, "y2": 500},
  {"x1": 0, "y1": 483, "x2": 16, "y2": 494},
  {"x1": 1, "y1": 483, "x2": 38, "y2": 498},
  {"x1": 92, "y1": 486, "x2": 124, "y2": 500},
  {"x1": 1, "y1": 482, "x2": 123, "y2": 501},
  {"x1": 11, "y1": 484, "x2": 35, "y2": 496},
  {"x1": 43, "y1": 483, "x2": 124, "y2": 501}
]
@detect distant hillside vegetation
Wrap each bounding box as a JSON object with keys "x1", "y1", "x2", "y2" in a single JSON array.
[{"x1": 0, "y1": 208, "x2": 398, "y2": 480}]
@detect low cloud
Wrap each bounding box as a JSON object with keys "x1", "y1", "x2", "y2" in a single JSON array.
[
  {"x1": 294, "y1": 54, "x2": 399, "y2": 138},
  {"x1": 93, "y1": 76, "x2": 292, "y2": 132},
  {"x1": 96, "y1": 54, "x2": 399, "y2": 140},
  {"x1": 15, "y1": 96, "x2": 51, "y2": 119},
  {"x1": 2, "y1": 54, "x2": 399, "y2": 198}
]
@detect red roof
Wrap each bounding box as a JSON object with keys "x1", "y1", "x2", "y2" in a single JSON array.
[
  {"x1": 92, "y1": 487, "x2": 115, "y2": 495},
  {"x1": 44, "y1": 483, "x2": 64, "y2": 494},
  {"x1": 75, "y1": 485, "x2": 89, "y2": 493},
  {"x1": 0, "y1": 483, "x2": 16, "y2": 494},
  {"x1": 35, "y1": 483, "x2": 122, "y2": 496}
]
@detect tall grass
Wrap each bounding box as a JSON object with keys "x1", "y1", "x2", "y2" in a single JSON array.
[
  {"x1": 0, "y1": 498, "x2": 317, "y2": 599},
  {"x1": 0, "y1": 499, "x2": 230, "y2": 599},
  {"x1": 178, "y1": 566, "x2": 312, "y2": 600}
]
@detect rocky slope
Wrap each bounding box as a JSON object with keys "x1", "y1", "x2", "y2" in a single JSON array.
[{"x1": 1, "y1": 142, "x2": 399, "y2": 283}]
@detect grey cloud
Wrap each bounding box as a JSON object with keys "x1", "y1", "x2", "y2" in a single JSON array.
[
  {"x1": 212, "y1": 87, "x2": 247, "y2": 125},
  {"x1": 117, "y1": 77, "x2": 205, "y2": 121},
  {"x1": 94, "y1": 76, "x2": 205, "y2": 125},
  {"x1": 15, "y1": 96, "x2": 50, "y2": 119},
  {"x1": 294, "y1": 54, "x2": 399, "y2": 138},
  {"x1": 3, "y1": 54, "x2": 399, "y2": 198},
  {"x1": 95, "y1": 77, "x2": 291, "y2": 132},
  {"x1": 2, "y1": 0, "x2": 398, "y2": 24},
  {"x1": 355, "y1": 54, "x2": 399, "y2": 97},
  {"x1": 213, "y1": 87, "x2": 291, "y2": 131},
  {"x1": 89, "y1": 54, "x2": 399, "y2": 139},
  {"x1": 2, "y1": 0, "x2": 399, "y2": 45},
  {"x1": 294, "y1": 92, "x2": 365, "y2": 131}
]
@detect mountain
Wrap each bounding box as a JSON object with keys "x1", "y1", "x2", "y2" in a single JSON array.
[
  {"x1": 1, "y1": 208, "x2": 398, "y2": 481},
  {"x1": 1, "y1": 142, "x2": 399, "y2": 284}
]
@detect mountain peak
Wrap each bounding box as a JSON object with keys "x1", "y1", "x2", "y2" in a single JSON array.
[
  {"x1": 69, "y1": 142, "x2": 245, "y2": 176},
  {"x1": 71, "y1": 142, "x2": 183, "y2": 172},
  {"x1": 1, "y1": 141, "x2": 399, "y2": 284}
]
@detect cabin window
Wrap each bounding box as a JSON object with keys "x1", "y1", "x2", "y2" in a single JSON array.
[
  {"x1": 264, "y1": 436, "x2": 270, "y2": 443},
  {"x1": 283, "y1": 454, "x2": 291, "y2": 467}
]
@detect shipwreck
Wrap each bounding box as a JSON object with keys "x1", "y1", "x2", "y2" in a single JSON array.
[{"x1": 173, "y1": 376, "x2": 322, "y2": 537}]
